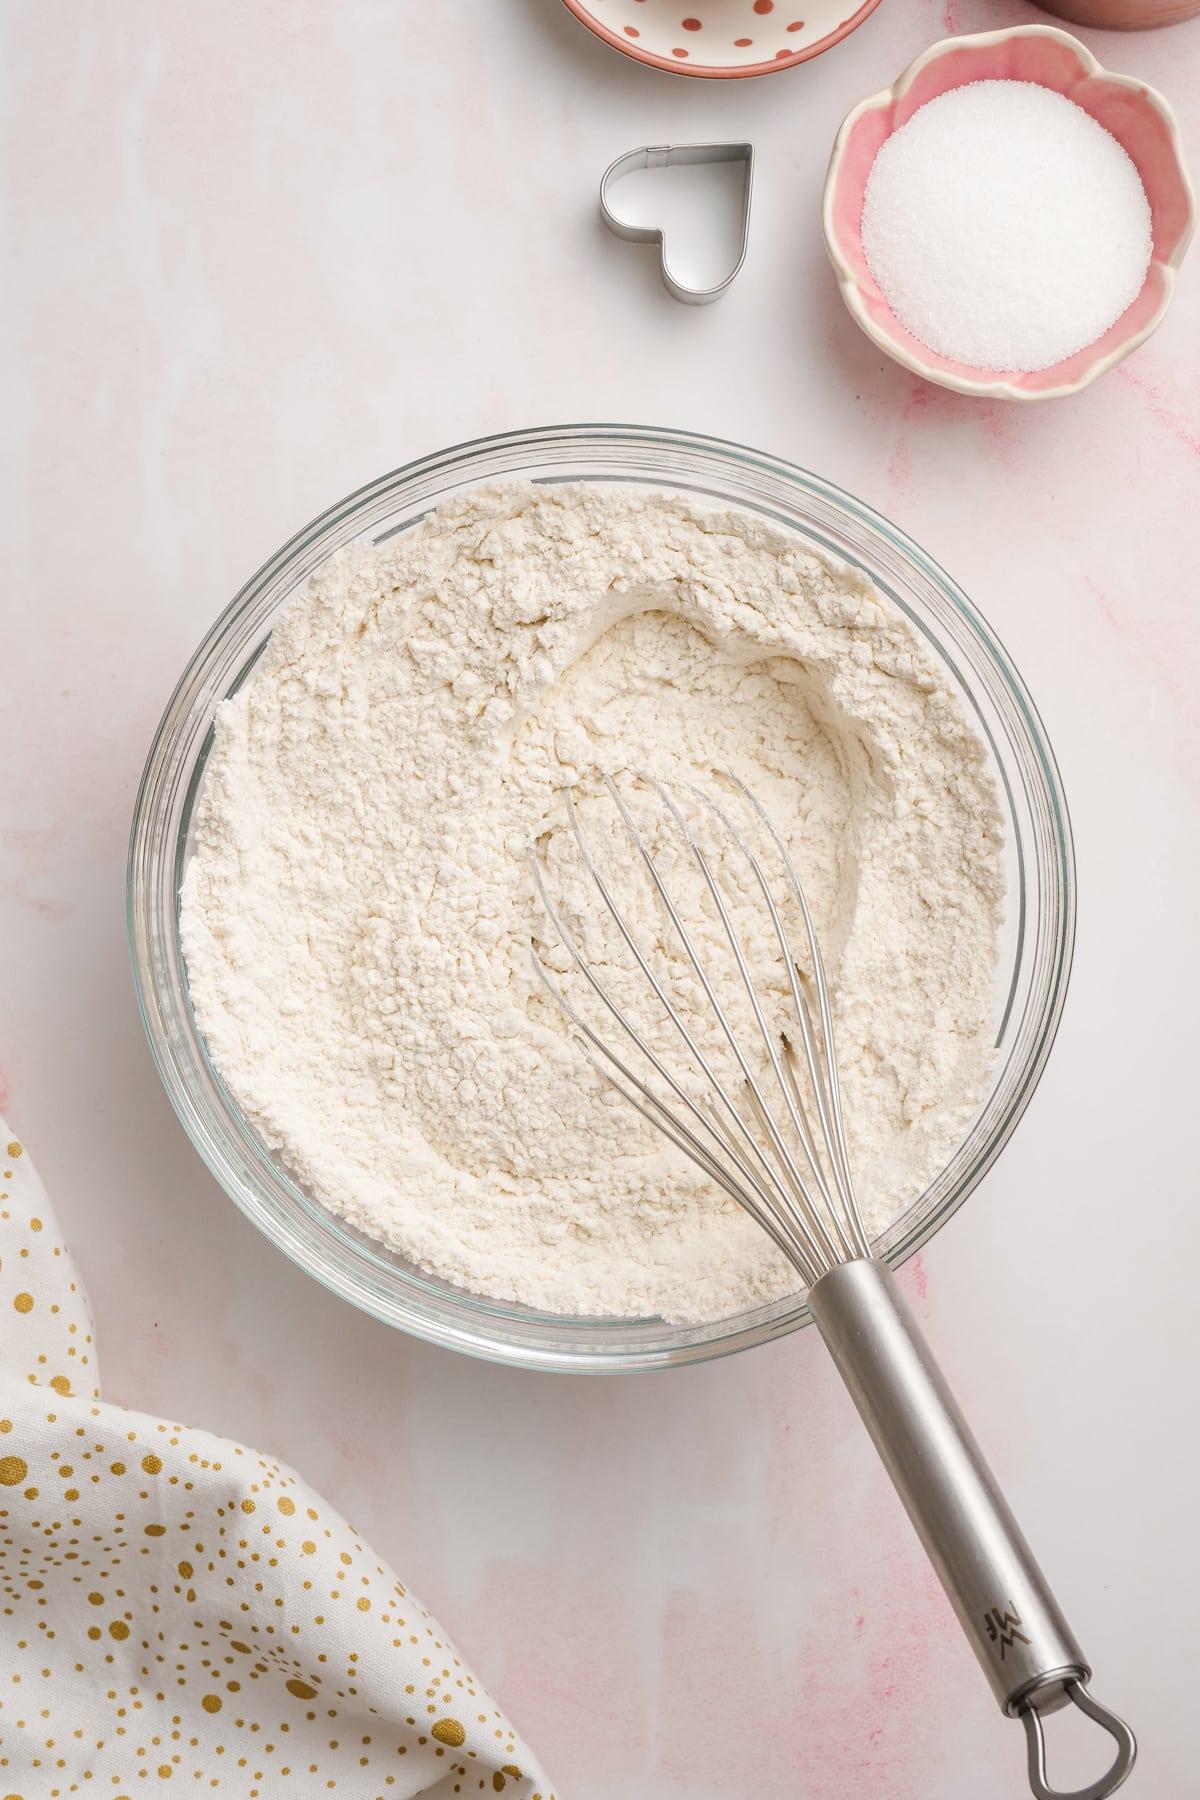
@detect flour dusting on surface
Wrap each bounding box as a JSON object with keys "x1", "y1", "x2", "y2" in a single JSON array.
[{"x1": 181, "y1": 483, "x2": 1004, "y2": 1321}]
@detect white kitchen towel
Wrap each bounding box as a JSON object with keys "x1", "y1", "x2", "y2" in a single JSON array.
[{"x1": 0, "y1": 1121, "x2": 555, "y2": 1799}]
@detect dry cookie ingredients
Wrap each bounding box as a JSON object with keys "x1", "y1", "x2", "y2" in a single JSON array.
[
  {"x1": 861, "y1": 80, "x2": 1152, "y2": 372},
  {"x1": 181, "y1": 483, "x2": 1004, "y2": 1322}
]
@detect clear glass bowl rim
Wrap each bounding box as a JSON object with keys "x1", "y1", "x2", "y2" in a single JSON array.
[{"x1": 127, "y1": 422, "x2": 1076, "y2": 1373}]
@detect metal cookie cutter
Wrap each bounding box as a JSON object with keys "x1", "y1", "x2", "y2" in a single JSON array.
[{"x1": 599, "y1": 141, "x2": 754, "y2": 306}]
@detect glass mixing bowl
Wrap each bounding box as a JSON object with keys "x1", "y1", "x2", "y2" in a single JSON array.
[{"x1": 128, "y1": 424, "x2": 1075, "y2": 1372}]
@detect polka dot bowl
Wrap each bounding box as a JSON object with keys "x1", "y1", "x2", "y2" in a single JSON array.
[
  {"x1": 823, "y1": 24, "x2": 1196, "y2": 400},
  {"x1": 559, "y1": 0, "x2": 882, "y2": 78}
]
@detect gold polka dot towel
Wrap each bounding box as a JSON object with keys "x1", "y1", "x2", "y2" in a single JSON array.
[{"x1": 0, "y1": 1124, "x2": 554, "y2": 1799}]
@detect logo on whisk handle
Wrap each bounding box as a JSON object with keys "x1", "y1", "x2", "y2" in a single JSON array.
[{"x1": 983, "y1": 1604, "x2": 1031, "y2": 1661}]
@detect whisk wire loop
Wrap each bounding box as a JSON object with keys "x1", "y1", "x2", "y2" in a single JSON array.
[
  {"x1": 531, "y1": 771, "x2": 870, "y2": 1284},
  {"x1": 563, "y1": 787, "x2": 830, "y2": 1258},
  {"x1": 529, "y1": 939, "x2": 800, "y2": 1264},
  {"x1": 728, "y1": 772, "x2": 866, "y2": 1251},
  {"x1": 685, "y1": 780, "x2": 865, "y2": 1264},
  {"x1": 612, "y1": 776, "x2": 845, "y2": 1272},
  {"x1": 528, "y1": 850, "x2": 820, "y2": 1276}
]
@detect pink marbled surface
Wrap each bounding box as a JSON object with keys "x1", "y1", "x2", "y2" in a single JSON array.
[{"x1": 3, "y1": 2, "x2": 1198, "y2": 1794}]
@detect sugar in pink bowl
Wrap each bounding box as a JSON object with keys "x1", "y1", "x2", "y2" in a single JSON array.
[
  {"x1": 823, "y1": 25, "x2": 1195, "y2": 400},
  {"x1": 559, "y1": 0, "x2": 883, "y2": 78}
]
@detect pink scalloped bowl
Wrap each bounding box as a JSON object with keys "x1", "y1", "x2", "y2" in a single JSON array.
[
  {"x1": 823, "y1": 25, "x2": 1195, "y2": 400},
  {"x1": 559, "y1": 0, "x2": 883, "y2": 78}
]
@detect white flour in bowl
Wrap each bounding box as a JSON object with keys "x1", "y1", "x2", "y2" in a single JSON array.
[{"x1": 181, "y1": 483, "x2": 1004, "y2": 1321}]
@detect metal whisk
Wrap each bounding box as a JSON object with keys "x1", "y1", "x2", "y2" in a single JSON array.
[{"x1": 532, "y1": 771, "x2": 1134, "y2": 1800}]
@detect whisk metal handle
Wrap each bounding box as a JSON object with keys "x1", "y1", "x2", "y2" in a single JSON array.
[{"x1": 809, "y1": 1258, "x2": 1135, "y2": 1800}]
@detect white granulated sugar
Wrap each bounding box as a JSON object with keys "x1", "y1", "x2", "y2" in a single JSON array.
[
  {"x1": 861, "y1": 80, "x2": 1152, "y2": 372},
  {"x1": 181, "y1": 483, "x2": 1004, "y2": 1322}
]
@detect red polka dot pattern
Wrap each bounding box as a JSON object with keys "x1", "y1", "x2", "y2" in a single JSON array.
[{"x1": 564, "y1": 0, "x2": 880, "y2": 74}]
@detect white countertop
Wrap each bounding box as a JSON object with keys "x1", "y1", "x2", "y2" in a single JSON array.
[{"x1": 5, "y1": 2, "x2": 1199, "y2": 1794}]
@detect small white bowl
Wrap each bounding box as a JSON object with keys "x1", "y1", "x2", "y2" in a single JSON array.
[{"x1": 559, "y1": 0, "x2": 883, "y2": 79}]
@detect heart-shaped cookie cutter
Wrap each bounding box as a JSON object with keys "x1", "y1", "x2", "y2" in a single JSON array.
[{"x1": 599, "y1": 141, "x2": 755, "y2": 306}]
